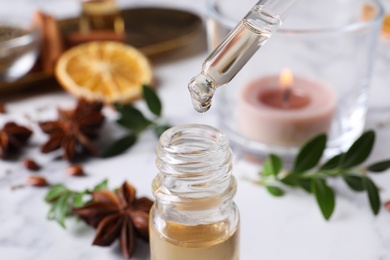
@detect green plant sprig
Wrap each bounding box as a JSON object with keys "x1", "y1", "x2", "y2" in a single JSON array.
[
  {"x1": 102, "y1": 85, "x2": 171, "y2": 158},
  {"x1": 44, "y1": 179, "x2": 108, "y2": 228},
  {"x1": 257, "y1": 130, "x2": 390, "y2": 220}
]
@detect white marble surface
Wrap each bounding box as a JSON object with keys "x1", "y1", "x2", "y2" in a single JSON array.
[{"x1": 1, "y1": 0, "x2": 390, "y2": 259}]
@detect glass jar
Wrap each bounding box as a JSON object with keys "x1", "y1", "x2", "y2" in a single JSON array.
[
  {"x1": 207, "y1": 0, "x2": 384, "y2": 159},
  {"x1": 150, "y1": 124, "x2": 240, "y2": 260},
  {"x1": 0, "y1": 5, "x2": 41, "y2": 81},
  {"x1": 79, "y1": 0, "x2": 124, "y2": 33}
]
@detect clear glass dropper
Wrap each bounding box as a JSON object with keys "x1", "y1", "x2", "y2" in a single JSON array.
[{"x1": 188, "y1": 0, "x2": 299, "y2": 113}]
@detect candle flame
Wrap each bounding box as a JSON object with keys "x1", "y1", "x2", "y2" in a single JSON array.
[{"x1": 279, "y1": 68, "x2": 294, "y2": 91}]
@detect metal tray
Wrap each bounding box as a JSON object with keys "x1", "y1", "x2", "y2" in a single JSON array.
[{"x1": 0, "y1": 7, "x2": 203, "y2": 94}]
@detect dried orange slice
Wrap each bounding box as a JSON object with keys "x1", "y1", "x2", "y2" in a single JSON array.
[{"x1": 55, "y1": 41, "x2": 152, "y2": 103}]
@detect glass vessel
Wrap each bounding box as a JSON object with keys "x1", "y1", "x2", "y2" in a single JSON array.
[
  {"x1": 0, "y1": 11, "x2": 40, "y2": 81},
  {"x1": 150, "y1": 124, "x2": 240, "y2": 260},
  {"x1": 79, "y1": 0, "x2": 124, "y2": 33},
  {"x1": 369, "y1": 1, "x2": 390, "y2": 110},
  {"x1": 207, "y1": 0, "x2": 384, "y2": 159}
]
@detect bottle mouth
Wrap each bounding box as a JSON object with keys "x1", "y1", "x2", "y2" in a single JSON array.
[
  {"x1": 155, "y1": 124, "x2": 233, "y2": 197},
  {"x1": 153, "y1": 124, "x2": 236, "y2": 218},
  {"x1": 157, "y1": 124, "x2": 229, "y2": 156}
]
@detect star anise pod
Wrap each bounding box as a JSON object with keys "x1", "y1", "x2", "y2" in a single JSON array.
[
  {"x1": 0, "y1": 122, "x2": 32, "y2": 158},
  {"x1": 73, "y1": 182, "x2": 153, "y2": 259},
  {"x1": 39, "y1": 99, "x2": 104, "y2": 161}
]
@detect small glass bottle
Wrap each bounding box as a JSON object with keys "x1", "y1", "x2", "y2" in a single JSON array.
[
  {"x1": 150, "y1": 124, "x2": 239, "y2": 260},
  {"x1": 79, "y1": 0, "x2": 124, "y2": 33}
]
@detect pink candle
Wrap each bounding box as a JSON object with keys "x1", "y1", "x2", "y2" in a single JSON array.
[{"x1": 238, "y1": 70, "x2": 336, "y2": 147}]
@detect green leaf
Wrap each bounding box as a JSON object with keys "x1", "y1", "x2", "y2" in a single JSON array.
[
  {"x1": 363, "y1": 176, "x2": 381, "y2": 215},
  {"x1": 293, "y1": 134, "x2": 327, "y2": 174},
  {"x1": 320, "y1": 153, "x2": 345, "y2": 170},
  {"x1": 49, "y1": 193, "x2": 71, "y2": 228},
  {"x1": 93, "y1": 179, "x2": 108, "y2": 191},
  {"x1": 312, "y1": 179, "x2": 335, "y2": 220},
  {"x1": 72, "y1": 193, "x2": 87, "y2": 208},
  {"x1": 367, "y1": 160, "x2": 390, "y2": 173},
  {"x1": 280, "y1": 174, "x2": 298, "y2": 187},
  {"x1": 47, "y1": 204, "x2": 56, "y2": 220},
  {"x1": 262, "y1": 154, "x2": 283, "y2": 177},
  {"x1": 297, "y1": 179, "x2": 312, "y2": 193},
  {"x1": 266, "y1": 186, "x2": 285, "y2": 197},
  {"x1": 45, "y1": 184, "x2": 69, "y2": 202},
  {"x1": 154, "y1": 124, "x2": 171, "y2": 138},
  {"x1": 343, "y1": 175, "x2": 364, "y2": 192},
  {"x1": 341, "y1": 131, "x2": 375, "y2": 169},
  {"x1": 115, "y1": 103, "x2": 152, "y2": 132},
  {"x1": 143, "y1": 85, "x2": 162, "y2": 117},
  {"x1": 102, "y1": 133, "x2": 137, "y2": 158}
]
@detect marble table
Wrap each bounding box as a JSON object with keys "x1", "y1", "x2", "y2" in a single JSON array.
[{"x1": 1, "y1": 0, "x2": 390, "y2": 259}]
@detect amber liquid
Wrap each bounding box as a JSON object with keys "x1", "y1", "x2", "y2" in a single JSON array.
[
  {"x1": 79, "y1": 0, "x2": 124, "y2": 33},
  {"x1": 150, "y1": 219, "x2": 239, "y2": 260}
]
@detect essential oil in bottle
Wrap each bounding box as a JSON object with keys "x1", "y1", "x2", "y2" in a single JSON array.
[{"x1": 150, "y1": 124, "x2": 240, "y2": 260}]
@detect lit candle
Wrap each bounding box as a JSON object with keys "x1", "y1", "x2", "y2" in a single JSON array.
[{"x1": 238, "y1": 69, "x2": 336, "y2": 147}]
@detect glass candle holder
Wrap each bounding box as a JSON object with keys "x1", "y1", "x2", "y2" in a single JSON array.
[{"x1": 207, "y1": 0, "x2": 384, "y2": 159}]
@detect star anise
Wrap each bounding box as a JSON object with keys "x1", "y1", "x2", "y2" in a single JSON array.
[
  {"x1": 73, "y1": 182, "x2": 153, "y2": 259},
  {"x1": 39, "y1": 99, "x2": 104, "y2": 161},
  {"x1": 0, "y1": 122, "x2": 32, "y2": 158}
]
